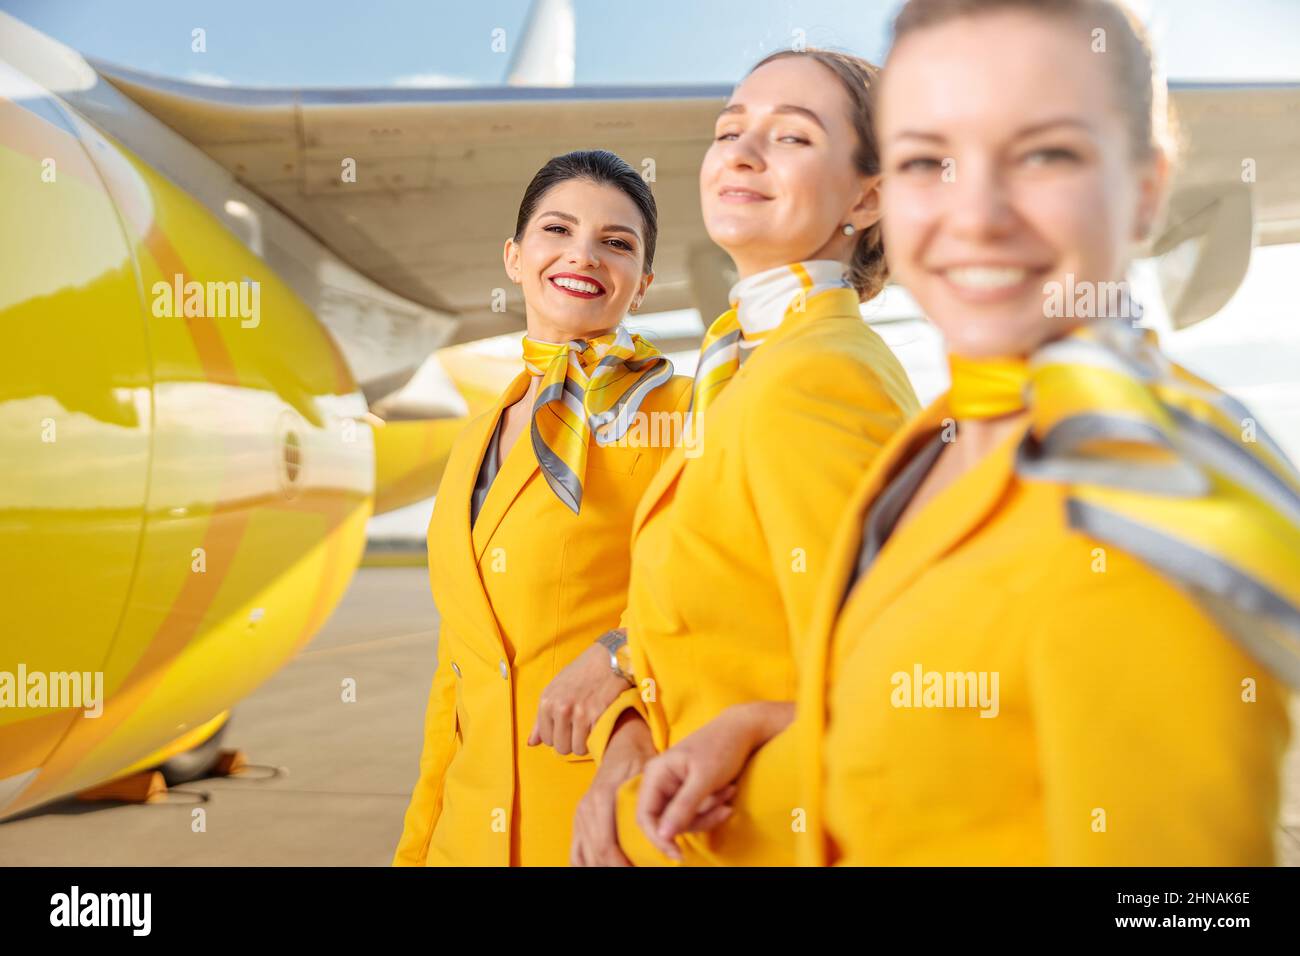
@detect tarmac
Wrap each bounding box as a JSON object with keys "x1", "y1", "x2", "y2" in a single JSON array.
[
  {"x1": 0, "y1": 567, "x2": 438, "y2": 866},
  {"x1": 1, "y1": 565, "x2": 1298, "y2": 866}
]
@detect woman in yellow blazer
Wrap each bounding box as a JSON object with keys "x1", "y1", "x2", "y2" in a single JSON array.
[
  {"x1": 392, "y1": 150, "x2": 692, "y2": 866},
  {"x1": 531, "y1": 51, "x2": 920, "y2": 866},
  {"x1": 703, "y1": 0, "x2": 1293, "y2": 866}
]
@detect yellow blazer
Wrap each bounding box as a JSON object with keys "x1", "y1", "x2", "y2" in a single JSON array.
[
  {"x1": 589, "y1": 288, "x2": 920, "y2": 866},
  {"x1": 793, "y1": 396, "x2": 1291, "y2": 865},
  {"x1": 393, "y1": 368, "x2": 692, "y2": 866}
]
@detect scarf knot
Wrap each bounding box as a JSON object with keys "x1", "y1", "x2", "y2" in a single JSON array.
[{"x1": 522, "y1": 326, "x2": 672, "y2": 513}]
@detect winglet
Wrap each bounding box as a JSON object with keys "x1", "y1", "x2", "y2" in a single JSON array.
[{"x1": 506, "y1": 0, "x2": 576, "y2": 87}]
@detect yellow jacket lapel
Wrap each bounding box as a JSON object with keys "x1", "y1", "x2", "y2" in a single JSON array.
[{"x1": 846, "y1": 398, "x2": 1021, "y2": 625}]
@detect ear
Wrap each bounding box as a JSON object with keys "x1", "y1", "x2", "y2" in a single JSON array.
[
  {"x1": 849, "y1": 174, "x2": 883, "y2": 232},
  {"x1": 1133, "y1": 149, "x2": 1171, "y2": 242},
  {"x1": 503, "y1": 237, "x2": 522, "y2": 283},
  {"x1": 632, "y1": 269, "x2": 655, "y2": 311}
]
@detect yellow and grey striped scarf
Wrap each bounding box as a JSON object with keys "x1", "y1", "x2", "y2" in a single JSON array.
[
  {"x1": 950, "y1": 319, "x2": 1300, "y2": 687},
  {"x1": 691, "y1": 260, "x2": 851, "y2": 423},
  {"x1": 523, "y1": 327, "x2": 672, "y2": 514}
]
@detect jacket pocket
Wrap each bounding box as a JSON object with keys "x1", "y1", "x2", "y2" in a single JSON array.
[{"x1": 454, "y1": 691, "x2": 468, "y2": 742}]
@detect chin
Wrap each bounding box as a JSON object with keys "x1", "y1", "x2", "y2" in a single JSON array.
[
  {"x1": 937, "y1": 315, "x2": 1048, "y2": 360},
  {"x1": 704, "y1": 216, "x2": 761, "y2": 249}
]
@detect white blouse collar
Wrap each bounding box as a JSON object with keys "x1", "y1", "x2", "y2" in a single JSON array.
[{"x1": 728, "y1": 260, "x2": 851, "y2": 336}]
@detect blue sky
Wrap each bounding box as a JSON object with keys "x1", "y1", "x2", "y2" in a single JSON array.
[{"x1": 3, "y1": 0, "x2": 1299, "y2": 88}]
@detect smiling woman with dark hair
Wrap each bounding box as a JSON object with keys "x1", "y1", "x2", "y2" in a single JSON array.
[{"x1": 392, "y1": 149, "x2": 691, "y2": 867}]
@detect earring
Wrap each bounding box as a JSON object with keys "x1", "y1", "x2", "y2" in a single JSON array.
[{"x1": 841, "y1": 223, "x2": 856, "y2": 236}]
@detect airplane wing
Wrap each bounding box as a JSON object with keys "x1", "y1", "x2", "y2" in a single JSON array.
[
  {"x1": 1150, "y1": 82, "x2": 1300, "y2": 327},
  {"x1": 91, "y1": 63, "x2": 735, "y2": 346},
  {"x1": 92, "y1": 67, "x2": 1300, "y2": 347}
]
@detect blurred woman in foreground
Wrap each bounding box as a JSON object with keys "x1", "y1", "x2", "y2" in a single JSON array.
[{"x1": 787, "y1": 0, "x2": 1298, "y2": 865}]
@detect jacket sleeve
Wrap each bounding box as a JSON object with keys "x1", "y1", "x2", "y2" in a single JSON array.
[
  {"x1": 741, "y1": 348, "x2": 913, "y2": 671},
  {"x1": 587, "y1": 684, "x2": 649, "y2": 764},
  {"x1": 392, "y1": 628, "x2": 459, "y2": 866},
  {"x1": 1026, "y1": 542, "x2": 1290, "y2": 865}
]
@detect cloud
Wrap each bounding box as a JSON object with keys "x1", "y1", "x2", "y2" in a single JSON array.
[{"x1": 391, "y1": 72, "x2": 475, "y2": 88}]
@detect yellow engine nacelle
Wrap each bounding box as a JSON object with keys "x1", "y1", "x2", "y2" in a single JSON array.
[{"x1": 0, "y1": 62, "x2": 373, "y2": 817}]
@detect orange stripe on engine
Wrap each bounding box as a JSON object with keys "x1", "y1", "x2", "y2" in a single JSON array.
[
  {"x1": 141, "y1": 223, "x2": 241, "y2": 386},
  {"x1": 15, "y1": 503, "x2": 254, "y2": 806}
]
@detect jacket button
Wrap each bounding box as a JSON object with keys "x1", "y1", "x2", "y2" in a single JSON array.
[
  {"x1": 498, "y1": 659, "x2": 509, "y2": 680},
  {"x1": 451, "y1": 661, "x2": 461, "y2": 679}
]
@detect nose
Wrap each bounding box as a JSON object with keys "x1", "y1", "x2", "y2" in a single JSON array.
[
  {"x1": 721, "y1": 130, "x2": 765, "y2": 174},
  {"x1": 945, "y1": 157, "x2": 1016, "y2": 241},
  {"x1": 566, "y1": 235, "x2": 601, "y2": 271}
]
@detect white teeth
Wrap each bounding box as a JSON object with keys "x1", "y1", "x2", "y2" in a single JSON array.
[
  {"x1": 944, "y1": 266, "x2": 1028, "y2": 290},
  {"x1": 553, "y1": 277, "x2": 602, "y2": 294}
]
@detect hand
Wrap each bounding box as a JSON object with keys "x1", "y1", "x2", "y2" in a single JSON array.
[
  {"x1": 529, "y1": 636, "x2": 631, "y2": 756},
  {"x1": 571, "y1": 713, "x2": 654, "y2": 867},
  {"x1": 636, "y1": 701, "x2": 794, "y2": 861}
]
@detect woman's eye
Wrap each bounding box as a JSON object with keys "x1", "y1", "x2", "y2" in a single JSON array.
[
  {"x1": 606, "y1": 238, "x2": 632, "y2": 251},
  {"x1": 777, "y1": 134, "x2": 811, "y2": 145},
  {"x1": 1022, "y1": 147, "x2": 1079, "y2": 166},
  {"x1": 714, "y1": 131, "x2": 739, "y2": 142},
  {"x1": 543, "y1": 224, "x2": 568, "y2": 235},
  {"x1": 898, "y1": 156, "x2": 944, "y2": 174}
]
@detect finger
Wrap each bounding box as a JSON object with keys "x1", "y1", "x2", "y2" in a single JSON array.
[
  {"x1": 693, "y1": 784, "x2": 738, "y2": 816},
  {"x1": 636, "y1": 761, "x2": 685, "y2": 861},
  {"x1": 571, "y1": 806, "x2": 591, "y2": 867},
  {"x1": 685, "y1": 803, "x2": 734, "y2": 834},
  {"x1": 535, "y1": 705, "x2": 554, "y2": 749},
  {"x1": 553, "y1": 707, "x2": 573, "y2": 755},
  {"x1": 527, "y1": 720, "x2": 540, "y2": 747},
  {"x1": 570, "y1": 712, "x2": 590, "y2": 757},
  {"x1": 658, "y1": 771, "x2": 716, "y2": 844},
  {"x1": 595, "y1": 789, "x2": 633, "y2": 867}
]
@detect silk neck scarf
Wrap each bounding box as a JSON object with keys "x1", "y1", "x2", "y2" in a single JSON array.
[
  {"x1": 948, "y1": 319, "x2": 1300, "y2": 688},
  {"x1": 522, "y1": 326, "x2": 672, "y2": 514},
  {"x1": 948, "y1": 352, "x2": 1031, "y2": 419},
  {"x1": 691, "y1": 260, "x2": 851, "y2": 423}
]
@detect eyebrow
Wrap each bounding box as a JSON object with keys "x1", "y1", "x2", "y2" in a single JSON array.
[
  {"x1": 718, "y1": 103, "x2": 827, "y2": 131},
  {"x1": 536, "y1": 210, "x2": 640, "y2": 239},
  {"x1": 891, "y1": 117, "x2": 1095, "y2": 144}
]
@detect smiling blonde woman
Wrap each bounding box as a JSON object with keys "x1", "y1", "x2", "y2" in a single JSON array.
[
  {"x1": 532, "y1": 50, "x2": 921, "y2": 866},
  {"x1": 392, "y1": 150, "x2": 691, "y2": 866}
]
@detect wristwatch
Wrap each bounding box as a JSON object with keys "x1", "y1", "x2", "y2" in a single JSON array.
[{"x1": 596, "y1": 629, "x2": 635, "y2": 685}]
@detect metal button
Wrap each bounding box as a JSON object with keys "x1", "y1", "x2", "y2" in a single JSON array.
[
  {"x1": 498, "y1": 659, "x2": 509, "y2": 680},
  {"x1": 451, "y1": 661, "x2": 461, "y2": 679}
]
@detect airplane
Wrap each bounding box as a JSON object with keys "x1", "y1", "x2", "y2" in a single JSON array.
[{"x1": 1, "y1": 0, "x2": 1297, "y2": 820}]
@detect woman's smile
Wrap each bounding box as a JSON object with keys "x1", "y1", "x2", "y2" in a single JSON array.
[
  {"x1": 717, "y1": 185, "x2": 772, "y2": 204},
  {"x1": 548, "y1": 272, "x2": 607, "y2": 299},
  {"x1": 931, "y1": 263, "x2": 1048, "y2": 305}
]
